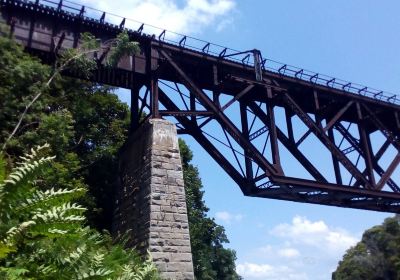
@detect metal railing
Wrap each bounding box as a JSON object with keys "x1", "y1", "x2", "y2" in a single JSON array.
[{"x1": 8, "y1": 0, "x2": 400, "y2": 105}]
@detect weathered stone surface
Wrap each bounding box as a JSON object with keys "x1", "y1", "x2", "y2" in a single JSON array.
[{"x1": 112, "y1": 119, "x2": 194, "y2": 279}]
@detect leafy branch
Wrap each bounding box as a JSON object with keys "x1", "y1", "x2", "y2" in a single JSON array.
[{"x1": 2, "y1": 31, "x2": 139, "y2": 151}]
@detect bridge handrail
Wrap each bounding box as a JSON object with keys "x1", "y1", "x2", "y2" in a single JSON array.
[{"x1": 5, "y1": 0, "x2": 400, "y2": 106}]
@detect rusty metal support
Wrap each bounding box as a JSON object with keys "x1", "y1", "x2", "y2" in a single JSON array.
[
  {"x1": 150, "y1": 77, "x2": 159, "y2": 118},
  {"x1": 54, "y1": 32, "x2": 65, "y2": 55},
  {"x1": 221, "y1": 84, "x2": 254, "y2": 111},
  {"x1": 313, "y1": 91, "x2": 323, "y2": 128},
  {"x1": 160, "y1": 49, "x2": 279, "y2": 177},
  {"x1": 159, "y1": 110, "x2": 213, "y2": 117},
  {"x1": 240, "y1": 102, "x2": 254, "y2": 192},
  {"x1": 376, "y1": 153, "x2": 400, "y2": 190},
  {"x1": 266, "y1": 88, "x2": 281, "y2": 167},
  {"x1": 281, "y1": 93, "x2": 373, "y2": 189},
  {"x1": 395, "y1": 112, "x2": 400, "y2": 130},
  {"x1": 130, "y1": 83, "x2": 141, "y2": 131},
  {"x1": 335, "y1": 124, "x2": 400, "y2": 192},
  {"x1": 327, "y1": 128, "x2": 343, "y2": 185},
  {"x1": 248, "y1": 102, "x2": 327, "y2": 182},
  {"x1": 285, "y1": 109, "x2": 295, "y2": 143},
  {"x1": 158, "y1": 88, "x2": 251, "y2": 194},
  {"x1": 356, "y1": 103, "x2": 376, "y2": 186},
  {"x1": 323, "y1": 101, "x2": 353, "y2": 132},
  {"x1": 363, "y1": 104, "x2": 400, "y2": 150}
]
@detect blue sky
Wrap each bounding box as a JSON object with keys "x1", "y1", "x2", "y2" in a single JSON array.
[{"x1": 79, "y1": 0, "x2": 400, "y2": 278}]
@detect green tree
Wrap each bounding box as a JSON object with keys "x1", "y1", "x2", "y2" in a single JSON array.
[
  {"x1": 0, "y1": 144, "x2": 158, "y2": 279},
  {"x1": 0, "y1": 34, "x2": 133, "y2": 230},
  {"x1": 179, "y1": 139, "x2": 242, "y2": 280},
  {"x1": 333, "y1": 215, "x2": 400, "y2": 280},
  {"x1": 0, "y1": 30, "x2": 158, "y2": 279}
]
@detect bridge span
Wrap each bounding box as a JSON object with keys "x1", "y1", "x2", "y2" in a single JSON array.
[{"x1": 1, "y1": 0, "x2": 400, "y2": 213}]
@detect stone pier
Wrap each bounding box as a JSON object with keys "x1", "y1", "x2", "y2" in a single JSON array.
[{"x1": 112, "y1": 119, "x2": 194, "y2": 280}]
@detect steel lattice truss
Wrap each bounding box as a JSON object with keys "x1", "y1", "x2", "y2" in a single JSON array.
[
  {"x1": 130, "y1": 48, "x2": 400, "y2": 213},
  {"x1": 2, "y1": 0, "x2": 400, "y2": 212}
]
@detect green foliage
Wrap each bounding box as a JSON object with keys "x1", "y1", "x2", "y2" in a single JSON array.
[
  {"x1": 179, "y1": 139, "x2": 242, "y2": 280},
  {"x1": 58, "y1": 32, "x2": 99, "y2": 78},
  {"x1": 0, "y1": 33, "x2": 158, "y2": 279},
  {"x1": 0, "y1": 153, "x2": 5, "y2": 183},
  {"x1": 107, "y1": 31, "x2": 140, "y2": 67},
  {"x1": 0, "y1": 34, "x2": 130, "y2": 229},
  {"x1": 0, "y1": 35, "x2": 51, "y2": 149},
  {"x1": 333, "y1": 215, "x2": 400, "y2": 280},
  {"x1": 2, "y1": 29, "x2": 139, "y2": 152},
  {"x1": 0, "y1": 145, "x2": 159, "y2": 279}
]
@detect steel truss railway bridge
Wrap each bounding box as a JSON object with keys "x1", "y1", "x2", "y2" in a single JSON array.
[{"x1": 2, "y1": 0, "x2": 400, "y2": 213}]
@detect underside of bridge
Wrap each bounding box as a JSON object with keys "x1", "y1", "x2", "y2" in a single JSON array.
[{"x1": 2, "y1": 0, "x2": 400, "y2": 213}]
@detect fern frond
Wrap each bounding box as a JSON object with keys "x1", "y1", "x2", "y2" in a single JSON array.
[
  {"x1": 59, "y1": 244, "x2": 114, "y2": 279},
  {"x1": 37, "y1": 263, "x2": 57, "y2": 275},
  {"x1": 0, "y1": 242, "x2": 17, "y2": 259},
  {"x1": 16, "y1": 187, "x2": 86, "y2": 214},
  {"x1": 6, "y1": 155, "x2": 55, "y2": 187},
  {"x1": 76, "y1": 268, "x2": 113, "y2": 279},
  {"x1": 32, "y1": 202, "x2": 86, "y2": 218},
  {"x1": 92, "y1": 252, "x2": 105, "y2": 268},
  {"x1": 3, "y1": 221, "x2": 36, "y2": 245},
  {"x1": 24, "y1": 203, "x2": 86, "y2": 237},
  {"x1": 0, "y1": 220, "x2": 36, "y2": 259},
  {"x1": 0, "y1": 144, "x2": 55, "y2": 213},
  {"x1": 115, "y1": 256, "x2": 158, "y2": 280},
  {"x1": 62, "y1": 244, "x2": 87, "y2": 265},
  {"x1": 0, "y1": 266, "x2": 30, "y2": 280}
]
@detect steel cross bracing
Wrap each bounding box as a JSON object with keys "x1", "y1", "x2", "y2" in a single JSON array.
[{"x1": 2, "y1": 0, "x2": 400, "y2": 212}]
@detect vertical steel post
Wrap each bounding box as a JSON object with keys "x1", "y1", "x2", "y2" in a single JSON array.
[
  {"x1": 190, "y1": 92, "x2": 196, "y2": 122},
  {"x1": 327, "y1": 128, "x2": 343, "y2": 185},
  {"x1": 150, "y1": 77, "x2": 159, "y2": 118},
  {"x1": 253, "y1": 49, "x2": 263, "y2": 81},
  {"x1": 313, "y1": 90, "x2": 323, "y2": 129},
  {"x1": 240, "y1": 102, "x2": 254, "y2": 189},
  {"x1": 212, "y1": 64, "x2": 220, "y2": 108},
  {"x1": 130, "y1": 84, "x2": 140, "y2": 131},
  {"x1": 395, "y1": 112, "x2": 400, "y2": 130},
  {"x1": 146, "y1": 39, "x2": 159, "y2": 119},
  {"x1": 266, "y1": 88, "x2": 281, "y2": 167},
  {"x1": 285, "y1": 109, "x2": 295, "y2": 143},
  {"x1": 357, "y1": 103, "x2": 376, "y2": 186}
]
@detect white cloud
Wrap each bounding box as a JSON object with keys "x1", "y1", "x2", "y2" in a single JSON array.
[
  {"x1": 258, "y1": 245, "x2": 273, "y2": 254},
  {"x1": 237, "y1": 216, "x2": 359, "y2": 280},
  {"x1": 257, "y1": 245, "x2": 300, "y2": 259},
  {"x1": 236, "y1": 262, "x2": 308, "y2": 280},
  {"x1": 216, "y1": 17, "x2": 234, "y2": 32},
  {"x1": 215, "y1": 211, "x2": 243, "y2": 224},
  {"x1": 81, "y1": 0, "x2": 236, "y2": 36},
  {"x1": 270, "y1": 216, "x2": 358, "y2": 255},
  {"x1": 278, "y1": 247, "x2": 300, "y2": 258}
]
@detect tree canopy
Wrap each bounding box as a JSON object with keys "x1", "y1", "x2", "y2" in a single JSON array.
[
  {"x1": 180, "y1": 139, "x2": 242, "y2": 279},
  {"x1": 0, "y1": 34, "x2": 132, "y2": 229},
  {"x1": 333, "y1": 215, "x2": 400, "y2": 280},
  {"x1": 0, "y1": 33, "x2": 158, "y2": 279}
]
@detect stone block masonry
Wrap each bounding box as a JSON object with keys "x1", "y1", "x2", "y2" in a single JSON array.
[{"x1": 113, "y1": 118, "x2": 194, "y2": 280}]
